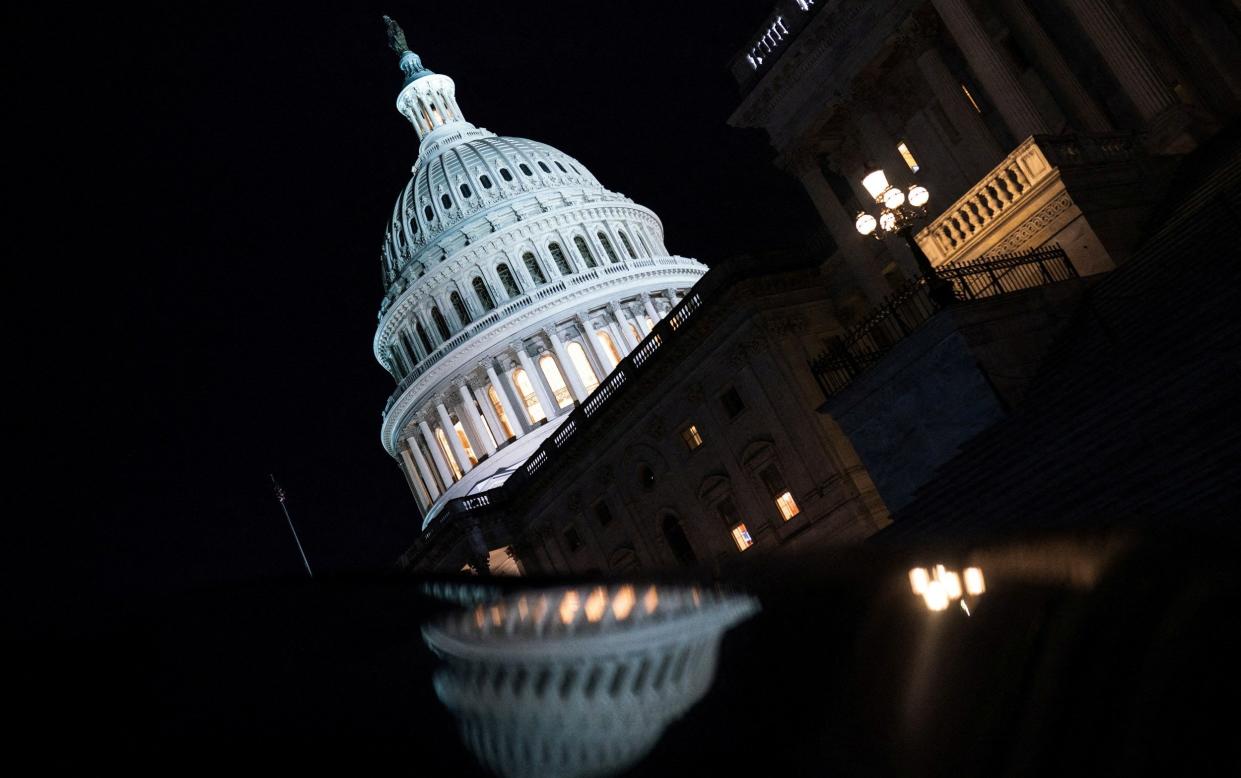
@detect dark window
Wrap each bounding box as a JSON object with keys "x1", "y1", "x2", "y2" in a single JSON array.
[
  {"x1": 519, "y1": 163, "x2": 533, "y2": 176},
  {"x1": 431, "y1": 307, "x2": 451, "y2": 340},
  {"x1": 450, "y1": 291, "x2": 470, "y2": 326},
  {"x1": 459, "y1": 183, "x2": 472, "y2": 198},
  {"x1": 570, "y1": 164, "x2": 580, "y2": 174},
  {"x1": 538, "y1": 161, "x2": 550, "y2": 173},
  {"x1": 598, "y1": 233, "x2": 620, "y2": 263},
  {"x1": 574, "y1": 236, "x2": 597, "y2": 268},
  {"x1": 424, "y1": 205, "x2": 434, "y2": 221},
  {"x1": 416, "y1": 322, "x2": 433, "y2": 352},
  {"x1": 549, "y1": 242, "x2": 573, "y2": 275},
  {"x1": 618, "y1": 230, "x2": 638, "y2": 259},
  {"x1": 390, "y1": 346, "x2": 408, "y2": 377},
  {"x1": 441, "y1": 193, "x2": 452, "y2": 209},
  {"x1": 721, "y1": 387, "x2": 745, "y2": 418},
  {"x1": 563, "y1": 525, "x2": 583, "y2": 552},
  {"x1": 497, "y1": 263, "x2": 521, "y2": 297},
  {"x1": 759, "y1": 464, "x2": 787, "y2": 498},
  {"x1": 555, "y1": 160, "x2": 567, "y2": 173},
  {"x1": 593, "y1": 501, "x2": 613, "y2": 527},
  {"x1": 717, "y1": 496, "x2": 740, "y2": 525},
  {"x1": 499, "y1": 168, "x2": 513, "y2": 182},
  {"x1": 409, "y1": 219, "x2": 418, "y2": 234},
  {"x1": 472, "y1": 277, "x2": 495, "y2": 311},
  {"x1": 638, "y1": 465, "x2": 655, "y2": 490},
  {"x1": 661, "y1": 515, "x2": 697, "y2": 566},
  {"x1": 479, "y1": 174, "x2": 493, "y2": 189},
  {"x1": 399, "y1": 332, "x2": 419, "y2": 363},
  {"x1": 522, "y1": 252, "x2": 547, "y2": 285}
]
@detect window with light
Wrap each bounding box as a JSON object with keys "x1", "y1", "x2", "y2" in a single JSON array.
[
  {"x1": 731, "y1": 523, "x2": 754, "y2": 551},
  {"x1": 775, "y1": 491, "x2": 800, "y2": 521},
  {"x1": 681, "y1": 425, "x2": 703, "y2": 451},
  {"x1": 897, "y1": 141, "x2": 920, "y2": 172}
]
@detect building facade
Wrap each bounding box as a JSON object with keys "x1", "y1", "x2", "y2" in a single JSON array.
[
  {"x1": 729, "y1": 0, "x2": 1240, "y2": 314},
  {"x1": 373, "y1": 19, "x2": 708, "y2": 530}
]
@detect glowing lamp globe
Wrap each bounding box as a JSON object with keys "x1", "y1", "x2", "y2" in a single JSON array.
[
  {"x1": 861, "y1": 169, "x2": 890, "y2": 200},
  {"x1": 855, "y1": 212, "x2": 878, "y2": 236},
  {"x1": 879, "y1": 212, "x2": 897, "y2": 232},
  {"x1": 908, "y1": 184, "x2": 930, "y2": 208},
  {"x1": 882, "y1": 187, "x2": 906, "y2": 209}
]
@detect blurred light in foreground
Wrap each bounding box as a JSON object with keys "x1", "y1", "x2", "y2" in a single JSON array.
[{"x1": 910, "y1": 564, "x2": 984, "y2": 613}]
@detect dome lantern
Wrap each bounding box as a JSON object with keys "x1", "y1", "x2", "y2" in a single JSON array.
[{"x1": 384, "y1": 15, "x2": 469, "y2": 142}]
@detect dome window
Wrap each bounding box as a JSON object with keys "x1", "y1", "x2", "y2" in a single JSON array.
[
  {"x1": 549, "y1": 242, "x2": 573, "y2": 275},
  {"x1": 598, "y1": 232, "x2": 621, "y2": 264},
  {"x1": 499, "y1": 168, "x2": 513, "y2": 182},
  {"x1": 619, "y1": 230, "x2": 638, "y2": 259},
  {"x1": 555, "y1": 161, "x2": 567, "y2": 173},
  {"x1": 441, "y1": 193, "x2": 453, "y2": 209},
  {"x1": 574, "y1": 236, "x2": 597, "y2": 268},
  {"x1": 519, "y1": 163, "x2": 533, "y2": 176},
  {"x1": 479, "y1": 174, "x2": 493, "y2": 189},
  {"x1": 570, "y1": 163, "x2": 580, "y2": 174},
  {"x1": 409, "y1": 219, "x2": 418, "y2": 235},
  {"x1": 538, "y1": 161, "x2": 550, "y2": 173},
  {"x1": 460, "y1": 183, "x2": 472, "y2": 198},
  {"x1": 424, "y1": 205, "x2": 434, "y2": 221},
  {"x1": 497, "y1": 263, "x2": 521, "y2": 297},
  {"x1": 522, "y1": 252, "x2": 547, "y2": 285}
]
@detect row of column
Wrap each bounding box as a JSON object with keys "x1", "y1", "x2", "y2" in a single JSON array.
[
  {"x1": 397, "y1": 290, "x2": 682, "y2": 509},
  {"x1": 387, "y1": 220, "x2": 667, "y2": 378}
]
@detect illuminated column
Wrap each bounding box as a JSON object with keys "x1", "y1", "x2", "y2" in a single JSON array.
[
  {"x1": 640, "y1": 293, "x2": 661, "y2": 325},
  {"x1": 998, "y1": 0, "x2": 1112, "y2": 132},
  {"x1": 473, "y1": 384, "x2": 507, "y2": 446},
  {"x1": 915, "y1": 45, "x2": 1004, "y2": 179},
  {"x1": 545, "y1": 328, "x2": 588, "y2": 403},
  {"x1": 609, "y1": 303, "x2": 639, "y2": 351},
  {"x1": 515, "y1": 345, "x2": 557, "y2": 421},
  {"x1": 1060, "y1": 0, "x2": 1178, "y2": 121},
  {"x1": 576, "y1": 314, "x2": 614, "y2": 377},
  {"x1": 436, "y1": 401, "x2": 473, "y2": 474},
  {"x1": 406, "y1": 435, "x2": 442, "y2": 500},
  {"x1": 458, "y1": 382, "x2": 495, "y2": 456},
  {"x1": 420, "y1": 419, "x2": 455, "y2": 486},
  {"x1": 485, "y1": 362, "x2": 525, "y2": 438},
  {"x1": 931, "y1": 0, "x2": 1052, "y2": 140},
  {"x1": 399, "y1": 447, "x2": 432, "y2": 508},
  {"x1": 628, "y1": 305, "x2": 652, "y2": 338}
]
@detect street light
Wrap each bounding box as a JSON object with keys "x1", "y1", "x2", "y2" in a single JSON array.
[{"x1": 855, "y1": 169, "x2": 955, "y2": 305}]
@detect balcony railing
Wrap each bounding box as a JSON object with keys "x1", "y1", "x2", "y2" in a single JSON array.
[{"x1": 809, "y1": 245, "x2": 1077, "y2": 401}]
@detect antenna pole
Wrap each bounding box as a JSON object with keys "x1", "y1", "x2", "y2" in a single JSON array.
[{"x1": 270, "y1": 474, "x2": 314, "y2": 578}]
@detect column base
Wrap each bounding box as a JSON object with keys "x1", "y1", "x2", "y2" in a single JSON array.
[{"x1": 1144, "y1": 103, "x2": 1219, "y2": 155}]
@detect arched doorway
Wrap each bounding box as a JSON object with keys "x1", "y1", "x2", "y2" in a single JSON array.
[{"x1": 661, "y1": 514, "x2": 697, "y2": 567}]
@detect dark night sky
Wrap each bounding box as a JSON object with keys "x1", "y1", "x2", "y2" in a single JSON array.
[{"x1": 18, "y1": 1, "x2": 820, "y2": 622}]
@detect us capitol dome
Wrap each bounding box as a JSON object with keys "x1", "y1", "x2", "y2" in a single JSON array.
[{"x1": 373, "y1": 18, "x2": 709, "y2": 529}]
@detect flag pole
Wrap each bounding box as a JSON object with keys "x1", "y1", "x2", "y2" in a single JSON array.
[{"x1": 270, "y1": 474, "x2": 314, "y2": 578}]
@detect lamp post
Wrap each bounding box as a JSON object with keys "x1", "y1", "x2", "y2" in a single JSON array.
[{"x1": 854, "y1": 169, "x2": 956, "y2": 306}]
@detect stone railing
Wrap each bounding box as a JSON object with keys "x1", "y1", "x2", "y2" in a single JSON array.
[{"x1": 916, "y1": 134, "x2": 1139, "y2": 268}]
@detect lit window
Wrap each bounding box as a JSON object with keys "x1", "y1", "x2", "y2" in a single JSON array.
[
  {"x1": 486, "y1": 385, "x2": 514, "y2": 439},
  {"x1": 596, "y1": 330, "x2": 621, "y2": 368},
  {"x1": 539, "y1": 354, "x2": 573, "y2": 408},
  {"x1": 453, "y1": 420, "x2": 478, "y2": 465},
  {"x1": 897, "y1": 141, "x2": 920, "y2": 173},
  {"x1": 568, "y1": 341, "x2": 599, "y2": 392},
  {"x1": 512, "y1": 368, "x2": 546, "y2": 423},
  {"x1": 731, "y1": 523, "x2": 754, "y2": 551},
  {"x1": 681, "y1": 425, "x2": 703, "y2": 451},
  {"x1": 435, "y1": 426, "x2": 462, "y2": 480},
  {"x1": 961, "y1": 83, "x2": 982, "y2": 113},
  {"x1": 775, "y1": 491, "x2": 800, "y2": 521}
]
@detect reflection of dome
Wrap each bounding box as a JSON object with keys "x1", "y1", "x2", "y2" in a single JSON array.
[{"x1": 422, "y1": 584, "x2": 758, "y2": 778}]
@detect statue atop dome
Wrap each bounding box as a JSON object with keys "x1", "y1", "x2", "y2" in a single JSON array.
[{"x1": 383, "y1": 15, "x2": 409, "y2": 55}]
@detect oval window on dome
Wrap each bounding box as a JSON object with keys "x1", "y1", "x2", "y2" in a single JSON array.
[
  {"x1": 424, "y1": 205, "x2": 434, "y2": 221},
  {"x1": 519, "y1": 163, "x2": 533, "y2": 176},
  {"x1": 555, "y1": 160, "x2": 567, "y2": 173},
  {"x1": 409, "y1": 219, "x2": 418, "y2": 234},
  {"x1": 459, "y1": 183, "x2": 472, "y2": 198},
  {"x1": 479, "y1": 174, "x2": 493, "y2": 189},
  {"x1": 538, "y1": 161, "x2": 550, "y2": 173},
  {"x1": 499, "y1": 168, "x2": 513, "y2": 182},
  {"x1": 441, "y1": 193, "x2": 452, "y2": 209},
  {"x1": 570, "y1": 164, "x2": 580, "y2": 174}
]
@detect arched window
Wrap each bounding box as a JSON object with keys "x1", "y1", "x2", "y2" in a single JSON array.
[
  {"x1": 441, "y1": 193, "x2": 453, "y2": 209},
  {"x1": 630, "y1": 323, "x2": 641, "y2": 343},
  {"x1": 417, "y1": 321, "x2": 433, "y2": 353},
  {"x1": 453, "y1": 418, "x2": 478, "y2": 466},
  {"x1": 479, "y1": 174, "x2": 493, "y2": 189},
  {"x1": 596, "y1": 330, "x2": 621, "y2": 368},
  {"x1": 661, "y1": 514, "x2": 697, "y2": 566},
  {"x1": 598, "y1": 232, "x2": 620, "y2": 263},
  {"x1": 522, "y1": 252, "x2": 547, "y2": 285},
  {"x1": 574, "y1": 236, "x2": 597, "y2": 268},
  {"x1": 472, "y1": 277, "x2": 495, "y2": 311},
  {"x1": 567, "y1": 341, "x2": 599, "y2": 392},
  {"x1": 512, "y1": 368, "x2": 546, "y2": 423},
  {"x1": 519, "y1": 163, "x2": 533, "y2": 176},
  {"x1": 399, "y1": 331, "x2": 419, "y2": 363},
  {"x1": 390, "y1": 346, "x2": 408, "y2": 377},
  {"x1": 499, "y1": 167, "x2": 513, "y2": 182},
  {"x1": 435, "y1": 426, "x2": 463, "y2": 480},
  {"x1": 537, "y1": 161, "x2": 550, "y2": 173},
  {"x1": 487, "y1": 385, "x2": 515, "y2": 439},
  {"x1": 637, "y1": 233, "x2": 653, "y2": 255},
  {"x1": 548, "y1": 242, "x2": 573, "y2": 276},
  {"x1": 539, "y1": 354, "x2": 573, "y2": 408},
  {"x1": 618, "y1": 230, "x2": 638, "y2": 259},
  {"x1": 431, "y1": 307, "x2": 451, "y2": 340},
  {"x1": 450, "y1": 291, "x2": 470, "y2": 326},
  {"x1": 497, "y1": 263, "x2": 521, "y2": 297}
]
